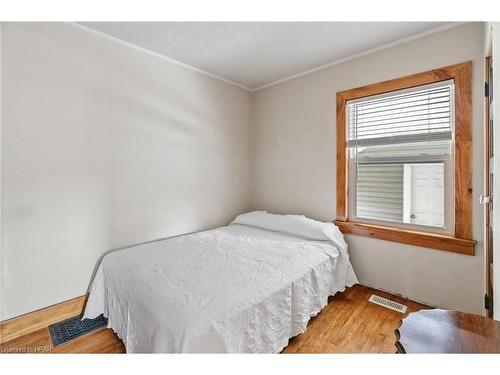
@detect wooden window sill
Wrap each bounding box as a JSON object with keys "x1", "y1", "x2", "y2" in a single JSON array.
[{"x1": 333, "y1": 220, "x2": 475, "y2": 256}]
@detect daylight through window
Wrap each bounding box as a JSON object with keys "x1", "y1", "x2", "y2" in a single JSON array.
[{"x1": 346, "y1": 80, "x2": 454, "y2": 231}]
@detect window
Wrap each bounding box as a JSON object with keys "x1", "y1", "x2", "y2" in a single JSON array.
[
  {"x1": 348, "y1": 80, "x2": 454, "y2": 233},
  {"x1": 335, "y1": 62, "x2": 475, "y2": 255}
]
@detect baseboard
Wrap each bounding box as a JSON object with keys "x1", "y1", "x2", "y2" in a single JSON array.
[{"x1": 0, "y1": 295, "x2": 87, "y2": 344}]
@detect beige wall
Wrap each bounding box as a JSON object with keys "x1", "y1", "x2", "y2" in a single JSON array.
[
  {"x1": 0, "y1": 22, "x2": 488, "y2": 320},
  {"x1": 0, "y1": 23, "x2": 252, "y2": 320},
  {"x1": 252, "y1": 22, "x2": 486, "y2": 314}
]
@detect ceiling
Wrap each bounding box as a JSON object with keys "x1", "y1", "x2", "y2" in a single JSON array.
[{"x1": 79, "y1": 22, "x2": 455, "y2": 91}]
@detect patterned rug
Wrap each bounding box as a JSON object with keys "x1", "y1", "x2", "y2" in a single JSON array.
[{"x1": 48, "y1": 314, "x2": 108, "y2": 346}]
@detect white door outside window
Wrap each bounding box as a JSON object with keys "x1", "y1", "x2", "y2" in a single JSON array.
[{"x1": 403, "y1": 163, "x2": 444, "y2": 228}]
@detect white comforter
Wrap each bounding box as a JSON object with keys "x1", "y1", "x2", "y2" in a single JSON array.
[{"x1": 83, "y1": 212, "x2": 358, "y2": 353}]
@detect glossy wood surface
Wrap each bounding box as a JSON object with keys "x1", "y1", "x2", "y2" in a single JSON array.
[
  {"x1": 336, "y1": 92, "x2": 348, "y2": 222},
  {"x1": 283, "y1": 285, "x2": 426, "y2": 353},
  {"x1": 1, "y1": 285, "x2": 426, "y2": 354},
  {"x1": 395, "y1": 309, "x2": 500, "y2": 353},
  {"x1": 452, "y1": 62, "x2": 473, "y2": 240},
  {"x1": 334, "y1": 221, "x2": 475, "y2": 255}
]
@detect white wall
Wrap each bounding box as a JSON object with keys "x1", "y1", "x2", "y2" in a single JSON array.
[
  {"x1": 0, "y1": 23, "x2": 252, "y2": 320},
  {"x1": 252, "y1": 22, "x2": 486, "y2": 314}
]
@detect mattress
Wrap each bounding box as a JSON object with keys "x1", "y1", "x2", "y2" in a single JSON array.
[{"x1": 83, "y1": 212, "x2": 358, "y2": 353}]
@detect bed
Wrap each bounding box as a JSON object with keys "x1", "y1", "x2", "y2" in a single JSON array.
[{"x1": 83, "y1": 211, "x2": 358, "y2": 353}]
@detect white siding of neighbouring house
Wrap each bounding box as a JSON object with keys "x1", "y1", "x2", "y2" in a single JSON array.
[{"x1": 356, "y1": 164, "x2": 404, "y2": 222}]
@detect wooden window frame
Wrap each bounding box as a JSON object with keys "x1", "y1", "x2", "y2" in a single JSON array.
[{"x1": 334, "y1": 62, "x2": 475, "y2": 255}]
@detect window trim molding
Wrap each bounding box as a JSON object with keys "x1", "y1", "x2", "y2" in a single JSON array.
[{"x1": 335, "y1": 62, "x2": 475, "y2": 255}]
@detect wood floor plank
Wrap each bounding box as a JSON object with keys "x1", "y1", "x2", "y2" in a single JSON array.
[
  {"x1": 0, "y1": 295, "x2": 86, "y2": 344},
  {"x1": 0, "y1": 327, "x2": 53, "y2": 354},
  {"x1": 0, "y1": 285, "x2": 426, "y2": 354},
  {"x1": 51, "y1": 328, "x2": 125, "y2": 354},
  {"x1": 282, "y1": 285, "x2": 427, "y2": 353}
]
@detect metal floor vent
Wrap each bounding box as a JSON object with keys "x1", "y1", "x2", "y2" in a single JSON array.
[{"x1": 369, "y1": 294, "x2": 407, "y2": 313}]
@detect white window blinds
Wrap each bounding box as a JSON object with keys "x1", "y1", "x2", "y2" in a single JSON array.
[{"x1": 347, "y1": 80, "x2": 454, "y2": 148}]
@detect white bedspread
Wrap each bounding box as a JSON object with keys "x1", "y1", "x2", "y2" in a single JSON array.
[{"x1": 83, "y1": 212, "x2": 358, "y2": 353}]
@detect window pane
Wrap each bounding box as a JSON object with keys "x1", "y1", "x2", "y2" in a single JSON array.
[
  {"x1": 356, "y1": 164, "x2": 404, "y2": 222},
  {"x1": 356, "y1": 162, "x2": 445, "y2": 228}
]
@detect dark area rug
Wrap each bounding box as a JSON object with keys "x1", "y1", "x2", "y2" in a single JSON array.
[{"x1": 48, "y1": 314, "x2": 108, "y2": 346}]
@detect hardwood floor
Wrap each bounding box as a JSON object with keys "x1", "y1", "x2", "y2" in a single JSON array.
[
  {"x1": 0, "y1": 285, "x2": 426, "y2": 354},
  {"x1": 0, "y1": 325, "x2": 125, "y2": 354},
  {"x1": 283, "y1": 285, "x2": 427, "y2": 353}
]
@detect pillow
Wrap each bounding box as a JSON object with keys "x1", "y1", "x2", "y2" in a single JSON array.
[{"x1": 230, "y1": 211, "x2": 347, "y2": 251}]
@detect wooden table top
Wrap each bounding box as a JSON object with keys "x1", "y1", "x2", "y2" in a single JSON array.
[{"x1": 395, "y1": 309, "x2": 500, "y2": 353}]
